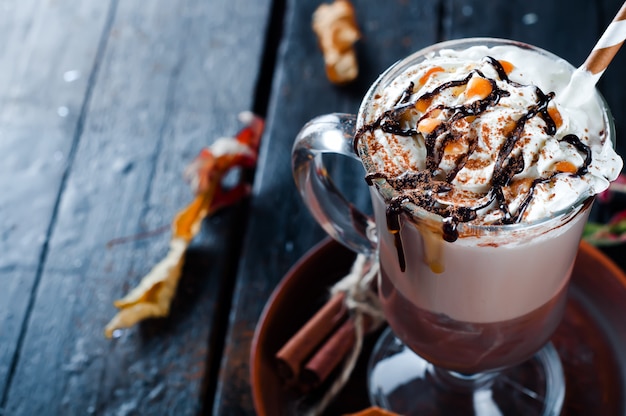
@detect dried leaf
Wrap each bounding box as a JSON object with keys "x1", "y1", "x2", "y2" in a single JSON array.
[
  {"x1": 312, "y1": 0, "x2": 360, "y2": 85},
  {"x1": 104, "y1": 238, "x2": 187, "y2": 338},
  {"x1": 174, "y1": 193, "x2": 214, "y2": 242},
  {"x1": 105, "y1": 112, "x2": 264, "y2": 338}
]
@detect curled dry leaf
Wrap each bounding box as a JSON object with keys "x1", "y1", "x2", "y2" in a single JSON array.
[
  {"x1": 312, "y1": 0, "x2": 361, "y2": 85},
  {"x1": 104, "y1": 112, "x2": 264, "y2": 338}
]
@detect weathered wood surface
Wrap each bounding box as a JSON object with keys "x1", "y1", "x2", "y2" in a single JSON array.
[
  {"x1": 1, "y1": 0, "x2": 626, "y2": 415},
  {"x1": 215, "y1": 0, "x2": 626, "y2": 414},
  {"x1": 0, "y1": 0, "x2": 271, "y2": 415},
  {"x1": 0, "y1": 0, "x2": 113, "y2": 399}
]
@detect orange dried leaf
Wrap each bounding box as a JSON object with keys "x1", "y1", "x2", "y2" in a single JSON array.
[
  {"x1": 105, "y1": 113, "x2": 264, "y2": 338},
  {"x1": 312, "y1": 0, "x2": 361, "y2": 84},
  {"x1": 174, "y1": 193, "x2": 214, "y2": 242},
  {"x1": 104, "y1": 238, "x2": 187, "y2": 338},
  {"x1": 208, "y1": 183, "x2": 251, "y2": 215}
]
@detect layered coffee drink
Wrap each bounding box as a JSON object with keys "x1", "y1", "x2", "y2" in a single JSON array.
[{"x1": 355, "y1": 41, "x2": 622, "y2": 373}]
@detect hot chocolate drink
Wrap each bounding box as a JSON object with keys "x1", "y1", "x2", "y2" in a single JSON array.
[
  {"x1": 292, "y1": 37, "x2": 624, "y2": 414},
  {"x1": 354, "y1": 41, "x2": 622, "y2": 372}
]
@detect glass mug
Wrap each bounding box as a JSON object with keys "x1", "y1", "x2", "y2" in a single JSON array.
[{"x1": 292, "y1": 38, "x2": 611, "y2": 415}]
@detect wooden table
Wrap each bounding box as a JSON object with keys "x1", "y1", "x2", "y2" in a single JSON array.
[{"x1": 1, "y1": 0, "x2": 625, "y2": 415}]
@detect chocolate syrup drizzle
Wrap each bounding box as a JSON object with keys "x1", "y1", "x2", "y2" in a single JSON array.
[{"x1": 357, "y1": 56, "x2": 593, "y2": 271}]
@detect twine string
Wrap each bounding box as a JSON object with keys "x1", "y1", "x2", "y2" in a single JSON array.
[{"x1": 304, "y1": 253, "x2": 384, "y2": 416}]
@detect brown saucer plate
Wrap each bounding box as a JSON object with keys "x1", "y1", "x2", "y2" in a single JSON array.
[{"x1": 251, "y1": 238, "x2": 626, "y2": 415}]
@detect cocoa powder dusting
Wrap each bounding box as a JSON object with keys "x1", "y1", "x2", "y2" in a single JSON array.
[{"x1": 355, "y1": 55, "x2": 593, "y2": 247}]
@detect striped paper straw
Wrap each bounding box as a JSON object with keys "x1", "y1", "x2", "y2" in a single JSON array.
[
  {"x1": 582, "y1": 1, "x2": 626, "y2": 79},
  {"x1": 560, "y1": 1, "x2": 626, "y2": 105}
]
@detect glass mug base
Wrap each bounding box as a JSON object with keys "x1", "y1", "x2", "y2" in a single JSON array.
[{"x1": 368, "y1": 327, "x2": 565, "y2": 416}]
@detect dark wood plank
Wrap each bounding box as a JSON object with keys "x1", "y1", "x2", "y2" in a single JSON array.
[
  {"x1": 443, "y1": 0, "x2": 626, "y2": 157},
  {"x1": 212, "y1": 0, "x2": 441, "y2": 414},
  {"x1": 0, "y1": 0, "x2": 113, "y2": 398},
  {"x1": 216, "y1": 0, "x2": 626, "y2": 414},
  {"x1": 1, "y1": 0, "x2": 271, "y2": 415},
  {"x1": 443, "y1": 0, "x2": 599, "y2": 64},
  {"x1": 598, "y1": 0, "x2": 626, "y2": 159}
]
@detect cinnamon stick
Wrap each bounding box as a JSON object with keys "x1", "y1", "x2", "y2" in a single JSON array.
[
  {"x1": 276, "y1": 292, "x2": 347, "y2": 381},
  {"x1": 300, "y1": 314, "x2": 373, "y2": 390}
]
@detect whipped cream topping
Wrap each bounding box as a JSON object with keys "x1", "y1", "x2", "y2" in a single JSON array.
[{"x1": 359, "y1": 45, "x2": 622, "y2": 229}]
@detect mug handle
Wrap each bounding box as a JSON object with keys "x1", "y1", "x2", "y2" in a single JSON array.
[{"x1": 292, "y1": 113, "x2": 376, "y2": 255}]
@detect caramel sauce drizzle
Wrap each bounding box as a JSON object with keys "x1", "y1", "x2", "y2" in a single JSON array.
[{"x1": 356, "y1": 56, "x2": 593, "y2": 269}]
